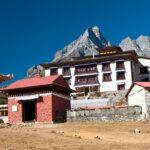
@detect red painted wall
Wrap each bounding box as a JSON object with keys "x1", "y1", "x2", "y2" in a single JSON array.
[
  {"x1": 8, "y1": 93, "x2": 70, "y2": 124},
  {"x1": 52, "y1": 95, "x2": 70, "y2": 122},
  {"x1": 8, "y1": 98, "x2": 23, "y2": 124},
  {"x1": 36, "y1": 95, "x2": 52, "y2": 123}
]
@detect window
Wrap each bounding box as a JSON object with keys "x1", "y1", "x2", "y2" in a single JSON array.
[
  {"x1": 0, "y1": 110, "x2": 8, "y2": 116},
  {"x1": 63, "y1": 67, "x2": 70, "y2": 75},
  {"x1": 76, "y1": 87, "x2": 84, "y2": 93},
  {"x1": 103, "y1": 73, "x2": 112, "y2": 82},
  {"x1": 51, "y1": 68, "x2": 57, "y2": 75},
  {"x1": 76, "y1": 86, "x2": 99, "y2": 97},
  {"x1": 116, "y1": 61, "x2": 125, "y2": 70},
  {"x1": 102, "y1": 63, "x2": 111, "y2": 71},
  {"x1": 76, "y1": 87, "x2": 84, "y2": 97},
  {"x1": 90, "y1": 86, "x2": 99, "y2": 92},
  {"x1": 140, "y1": 67, "x2": 149, "y2": 74},
  {"x1": 117, "y1": 71, "x2": 125, "y2": 80},
  {"x1": 117, "y1": 84, "x2": 125, "y2": 90}
]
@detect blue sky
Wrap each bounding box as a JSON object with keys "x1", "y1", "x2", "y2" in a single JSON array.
[{"x1": 1, "y1": 0, "x2": 150, "y2": 83}]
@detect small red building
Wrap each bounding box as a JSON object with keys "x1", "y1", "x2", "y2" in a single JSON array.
[{"x1": 2, "y1": 75, "x2": 71, "y2": 124}]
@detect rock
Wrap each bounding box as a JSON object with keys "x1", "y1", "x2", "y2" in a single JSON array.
[
  {"x1": 0, "y1": 123, "x2": 11, "y2": 128},
  {"x1": 51, "y1": 130, "x2": 56, "y2": 133},
  {"x1": 134, "y1": 128, "x2": 141, "y2": 133},
  {"x1": 27, "y1": 65, "x2": 44, "y2": 77},
  {"x1": 94, "y1": 136, "x2": 101, "y2": 140},
  {"x1": 119, "y1": 35, "x2": 150, "y2": 57}
]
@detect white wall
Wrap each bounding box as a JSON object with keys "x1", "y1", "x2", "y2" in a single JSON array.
[
  {"x1": 68, "y1": 67, "x2": 75, "y2": 90},
  {"x1": 100, "y1": 60, "x2": 133, "y2": 92},
  {"x1": 44, "y1": 60, "x2": 133, "y2": 93},
  {"x1": 0, "y1": 116, "x2": 8, "y2": 123},
  {"x1": 124, "y1": 61, "x2": 133, "y2": 89},
  {"x1": 58, "y1": 68, "x2": 63, "y2": 75},
  {"x1": 45, "y1": 69, "x2": 50, "y2": 76},
  {"x1": 128, "y1": 84, "x2": 146, "y2": 116},
  {"x1": 134, "y1": 58, "x2": 150, "y2": 81},
  {"x1": 138, "y1": 58, "x2": 150, "y2": 68},
  {"x1": 100, "y1": 62, "x2": 117, "y2": 91}
]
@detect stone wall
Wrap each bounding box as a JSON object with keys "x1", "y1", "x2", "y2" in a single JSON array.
[
  {"x1": 71, "y1": 99, "x2": 111, "y2": 109},
  {"x1": 67, "y1": 106, "x2": 142, "y2": 122},
  {"x1": 145, "y1": 89, "x2": 150, "y2": 106},
  {"x1": 99, "y1": 90, "x2": 128, "y2": 105}
]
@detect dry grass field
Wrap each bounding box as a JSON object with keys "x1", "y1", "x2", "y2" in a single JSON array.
[{"x1": 1, "y1": 122, "x2": 150, "y2": 150}]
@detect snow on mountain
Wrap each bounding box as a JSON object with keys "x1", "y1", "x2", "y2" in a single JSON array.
[
  {"x1": 119, "y1": 35, "x2": 150, "y2": 57},
  {"x1": 53, "y1": 26, "x2": 109, "y2": 62}
]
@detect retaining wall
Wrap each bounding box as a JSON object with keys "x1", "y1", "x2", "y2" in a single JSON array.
[{"x1": 67, "y1": 106, "x2": 142, "y2": 122}]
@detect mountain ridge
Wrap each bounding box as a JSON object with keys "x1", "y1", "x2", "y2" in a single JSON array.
[
  {"x1": 119, "y1": 35, "x2": 150, "y2": 57},
  {"x1": 27, "y1": 26, "x2": 150, "y2": 77},
  {"x1": 52, "y1": 26, "x2": 109, "y2": 62}
]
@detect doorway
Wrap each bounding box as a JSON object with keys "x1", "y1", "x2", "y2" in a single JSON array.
[
  {"x1": 22, "y1": 100, "x2": 36, "y2": 122},
  {"x1": 84, "y1": 87, "x2": 89, "y2": 96}
]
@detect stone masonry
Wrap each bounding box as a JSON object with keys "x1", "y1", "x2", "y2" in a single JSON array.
[{"x1": 67, "y1": 106, "x2": 142, "y2": 122}]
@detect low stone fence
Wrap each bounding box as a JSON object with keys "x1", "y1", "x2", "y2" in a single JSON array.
[{"x1": 67, "y1": 106, "x2": 142, "y2": 122}]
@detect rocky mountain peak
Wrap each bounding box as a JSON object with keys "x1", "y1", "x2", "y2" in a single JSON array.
[
  {"x1": 53, "y1": 26, "x2": 109, "y2": 62},
  {"x1": 119, "y1": 35, "x2": 150, "y2": 57}
]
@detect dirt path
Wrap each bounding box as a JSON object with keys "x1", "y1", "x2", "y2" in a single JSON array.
[{"x1": 0, "y1": 122, "x2": 150, "y2": 150}]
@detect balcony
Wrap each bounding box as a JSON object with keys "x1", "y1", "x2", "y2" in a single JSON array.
[
  {"x1": 75, "y1": 77, "x2": 99, "y2": 86},
  {"x1": 75, "y1": 80, "x2": 99, "y2": 86},
  {"x1": 75, "y1": 65, "x2": 97, "y2": 75}
]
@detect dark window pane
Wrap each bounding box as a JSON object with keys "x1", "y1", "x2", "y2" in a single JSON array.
[
  {"x1": 141, "y1": 77, "x2": 149, "y2": 81},
  {"x1": 51, "y1": 68, "x2": 58, "y2": 75},
  {"x1": 117, "y1": 72, "x2": 125, "y2": 80},
  {"x1": 118, "y1": 84, "x2": 125, "y2": 90},
  {"x1": 116, "y1": 61, "x2": 125, "y2": 70},
  {"x1": 103, "y1": 73, "x2": 112, "y2": 82},
  {"x1": 63, "y1": 67, "x2": 70, "y2": 75},
  {"x1": 102, "y1": 63, "x2": 111, "y2": 71},
  {"x1": 140, "y1": 67, "x2": 149, "y2": 74}
]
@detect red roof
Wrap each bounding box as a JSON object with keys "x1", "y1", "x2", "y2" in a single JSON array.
[
  {"x1": 2, "y1": 75, "x2": 70, "y2": 91},
  {"x1": 0, "y1": 74, "x2": 12, "y2": 83},
  {"x1": 134, "y1": 82, "x2": 150, "y2": 88}
]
